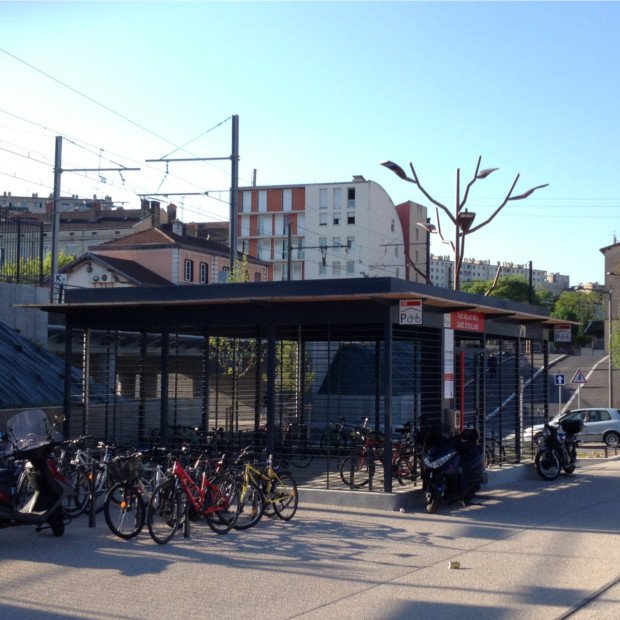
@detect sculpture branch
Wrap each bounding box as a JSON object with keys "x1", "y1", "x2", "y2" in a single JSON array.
[
  {"x1": 404, "y1": 252, "x2": 432, "y2": 285},
  {"x1": 458, "y1": 156, "x2": 482, "y2": 210},
  {"x1": 408, "y1": 162, "x2": 457, "y2": 224},
  {"x1": 468, "y1": 174, "x2": 520, "y2": 235},
  {"x1": 432, "y1": 207, "x2": 456, "y2": 253}
]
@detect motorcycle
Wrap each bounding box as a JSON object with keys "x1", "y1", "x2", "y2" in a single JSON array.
[
  {"x1": 0, "y1": 409, "x2": 74, "y2": 536},
  {"x1": 422, "y1": 427, "x2": 485, "y2": 514},
  {"x1": 535, "y1": 418, "x2": 583, "y2": 481}
]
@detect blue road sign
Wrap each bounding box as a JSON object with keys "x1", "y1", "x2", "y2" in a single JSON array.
[{"x1": 555, "y1": 374, "x2": 565, "y2": 386}]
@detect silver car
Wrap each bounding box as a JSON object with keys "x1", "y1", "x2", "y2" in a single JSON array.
[{"x1": 523, "y1": 408, "x2": 620, "y2": 447}]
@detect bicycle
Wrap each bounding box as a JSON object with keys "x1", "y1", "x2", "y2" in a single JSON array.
[
  {"x1": 234, "y1": 447, "x2": 298, "y2": 523},
  {"x1": 392, "y1": 424, "x2": 424, "y2": 486},
  {"x1": 339, "y1": 427, "x2": 383, "y2": 488},
  {"x1": 57, "y1": 439, "x2": 118, "y2": 514},
  {"x1": 339, "y1": 419, "x2": 420, "y2": 488},
  {"x1": 320, "y1": 417, "x2": 350, "y2": 456},
  {"x1": 103, "y1": 450, "x2": 170, "y2": 540},
  {"x1": 44, "y1": 435, "x2": 94, "y2": 518},
  {"x1": 255, "y1": 423, "x2": 313, "y2": 469},
  {"x1": 484, "y1": 434, "x2": 507, "y2": 468},
  {"x1": 146, "y1": 453, "x2": 240, "y2": 545}
]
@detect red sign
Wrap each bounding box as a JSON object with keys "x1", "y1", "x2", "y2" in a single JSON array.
[{"x1": 450, "y1": 311, "x2": 485, "y2": 332}]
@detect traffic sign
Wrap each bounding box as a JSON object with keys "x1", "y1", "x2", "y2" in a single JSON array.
[
  {"x1": 399, "y1": 300, "x2": 422, "y2": 325},
  {"x1": 555, "y1": 374, "x2": 565, "y2": 386},
  {"x1": 554, "y1": 324, "x2": 572, "y2": 342},
  {"x1": 571, "y1": 369, "x2": 587, "y2": 384}
]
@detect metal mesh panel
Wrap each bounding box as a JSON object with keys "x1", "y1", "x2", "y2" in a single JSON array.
[
  {"x1": 0, "y1": 208, "x2": 44, "y2": 285},
  {"x1": 62, "y1": 321, "x2": 550, "y2": 492}
]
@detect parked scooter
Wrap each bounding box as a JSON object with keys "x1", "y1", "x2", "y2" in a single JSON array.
[
  {"x1": 0, "y1": 409, "x2": 74, "y2": 536},
  {"x1": 422, "y1": 427, "x2": 485, "y2": 514},
  {"x1": 535, "y1": 418, "x2": 583, "y2": 481}
]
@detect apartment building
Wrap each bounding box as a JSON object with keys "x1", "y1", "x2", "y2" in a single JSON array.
[
  {"x1": 0, "y1": 192, "x2": 116, "y2": 214},
  {"x1": 429, "y1": 254, "x2": 570, "y2": 292},
  {"x1": 237, "y1": 176, "x2": 418, "y2": 281}
]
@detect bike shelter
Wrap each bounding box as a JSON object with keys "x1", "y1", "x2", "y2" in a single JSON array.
[{"x1": 29, "y1": 277, "x2": 563, "y2": 495}]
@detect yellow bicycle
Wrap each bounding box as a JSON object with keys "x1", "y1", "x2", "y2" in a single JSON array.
[{"x1": 235, "y1": 449, "x2": 298, "y2": 526}]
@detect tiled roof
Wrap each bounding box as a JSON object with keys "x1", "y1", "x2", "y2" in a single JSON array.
[
  {"x1": 61, "y1": 252, "x2": 172, "y2": 286},
  {"x1": 96, "y1": 227, "x2": 268, "y2": 265},
  {"x1": 91, "y1": 255, "x2": 172, "y2": 286}
]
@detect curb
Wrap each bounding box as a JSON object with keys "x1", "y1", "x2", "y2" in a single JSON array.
[{"x1": 300, "y1": 462, "x2": 536, "y2": 512}]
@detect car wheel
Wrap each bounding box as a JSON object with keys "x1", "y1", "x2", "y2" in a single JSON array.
[{"x1": 604, "y1": 431, "x2": 620, "y2": 447}]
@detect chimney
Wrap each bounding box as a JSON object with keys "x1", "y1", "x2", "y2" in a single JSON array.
[
  {"x1": 167, "y1": 203, "x2": 177, "y2": 221},
  {"x1": 151, "y1": 201, "x2": 161, "y2": 228},
  {"x1": 90, "y1": 201, "x2": 101, "y2": 220}
]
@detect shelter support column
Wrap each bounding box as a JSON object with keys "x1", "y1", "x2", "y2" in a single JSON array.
[
  {"x1": 383, "y1": 307, "x2": 394, "y2": 493},
  {"x1": 160, "y1": 327, "x2": 170, "y2": 448},
  {"x1": 266, "y1": 324, "x2": 276, "y2": 453}
]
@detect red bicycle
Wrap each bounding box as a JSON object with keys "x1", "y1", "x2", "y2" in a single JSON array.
[
  {"x1": 339, "y1": 421, "x2": 419, "y2": 487},
  {"x1": 147, "y1": 455, "x2": 240, "y2": 545}
]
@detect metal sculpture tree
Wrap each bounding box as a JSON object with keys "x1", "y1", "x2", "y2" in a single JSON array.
[{"x1": 381, "y1": 157, "x2": 548, "y2": 289}]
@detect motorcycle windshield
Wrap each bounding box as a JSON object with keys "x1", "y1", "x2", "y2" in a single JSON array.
[{"x1": 6, "y1": 409, "x2": 54, "y2": 451}]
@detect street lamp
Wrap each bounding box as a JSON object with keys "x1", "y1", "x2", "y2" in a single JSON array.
[
  {"x1": 599, "y1": 288, "x2": 614, "y2": 408},
  {"x1": 605, "y1": 270, "x2": 620, "y2": 407},
  {"x1": 380, "y1": 157, "x2": 548, "y2": 289},
  {"x1": 415, "y1": 219, "x2": 436, "y2": 284}
]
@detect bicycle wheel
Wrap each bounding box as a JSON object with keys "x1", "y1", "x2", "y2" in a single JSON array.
[
  {"x1": 320, "y1": 428, "x2": 348, "y2": 456},
  {"x1": 394, "y1": 453, "x2": 417, "y2": 486},
  {"x1": 288, "y1": 439, "x2": 313, "y2": 469},
  {"x1": 234, "y1": 480, "x2": 265, "y2": 530},
  {"x1": 63, "y1": 468, "x2": 91, "y2": 518},
  {"x1": 339, "y1": 453, "x2": 372, "y2": 487},
  {"x1": 261, "y1": 479, "x2": 277, "y2": 517},
  {"x1": 147, "y1": 479, "x2": 183, "y2": 545},
  {"x1": 92, "y1": 468, "x2": 113, "y2": 514},
  {"x1": 104, "y1": 482, "x2": 145, "y2": 540},
  {"x1": 14, "y1": 469, "x2": 33, "y2": 510},
  {"x1": 204, "y1": 474, "x2": 240, "y2": 534},
  {"x1": 272, "y1": 471, "x2": 298, "y2": 521}
]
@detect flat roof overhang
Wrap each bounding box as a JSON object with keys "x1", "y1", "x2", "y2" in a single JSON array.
[{"x1": 24, "y1": 277, "x2": 572, "y2": 330}]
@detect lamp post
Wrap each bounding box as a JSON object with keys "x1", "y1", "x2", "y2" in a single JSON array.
[
  {"x1": 380, "y1": 157, "x2": 548, "y2": 290},
  {"x1": 415, "y1": 219, "x2": 436, "y2": 283},
  {"x1": 605, "y1": 270, "x2": 620, "y2": 407},
  {"x1": 599, "y1": 289, "x2": 614, "y2": 408}
]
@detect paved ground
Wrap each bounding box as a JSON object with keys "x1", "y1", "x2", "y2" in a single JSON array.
[{"x1": 0, "y1": 457, "x2": 618, "y2": 620}]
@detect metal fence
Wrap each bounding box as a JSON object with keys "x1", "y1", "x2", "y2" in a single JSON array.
[{"x1": 0, "y1": 208, "x2": 44, "y2": 285}]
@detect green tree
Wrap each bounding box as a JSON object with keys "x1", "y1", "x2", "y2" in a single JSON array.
[
  {"x1": 0, "y1": 250, "x2": 74, "y2": 282},
  {"x1": 551, "y1": 290, "x2": 602, "y2": 348},
  {"x1": 212, "y1": 253, "x2": 314, "y2": 427},
  {"x1": 461, "y1": 275, "x2": 546, "y2": 305},
  {"x1": 226, "y1": 254, "x2": 250, "y2": 283}
]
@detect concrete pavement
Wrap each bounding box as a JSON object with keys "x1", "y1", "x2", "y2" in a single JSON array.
[{"x1": 0, "y1": 457, "x2": 618, "y2": 620}]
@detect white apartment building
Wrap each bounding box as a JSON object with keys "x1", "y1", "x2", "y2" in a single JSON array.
[
  {"x1": 429, "y1": 255, "x2": 570, "y2": 292},
  {"x1": 237, "y1": 176, "x2": 410, "y2": 281}
]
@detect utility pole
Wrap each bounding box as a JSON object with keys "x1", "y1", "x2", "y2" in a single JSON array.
[
  {"x1": 230, "y1": 114, "x2": 239, "y2": 272},
  {"x1": 287, "y1": 223, "x2": 293, "y2": 280},
  {"x1": 51, "y1": 136, "x2": 62, "y2": 303},
  {"x1": 50, "y1": 136, "x2": 139, "y2": 302},
  {"x1": 145, "y1": 114, "x2": 240, "y2": 274}
]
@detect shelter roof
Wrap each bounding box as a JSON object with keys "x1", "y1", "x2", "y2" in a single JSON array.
[{"x1": 29, "y1": 277, "x2": 570, "y2": 327}]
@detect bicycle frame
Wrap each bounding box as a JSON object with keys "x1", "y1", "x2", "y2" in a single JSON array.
[
  {"x1": 240, "y1": 460, "x2": 285, "y2": 507},
  {"x1": 171, "y1": 460, "x2": 231, "y2": 516}
]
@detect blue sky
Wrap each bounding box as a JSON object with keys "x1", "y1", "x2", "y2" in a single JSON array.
[{"x1": 1, "y1": 1, "x2": 619, "y2": 286}]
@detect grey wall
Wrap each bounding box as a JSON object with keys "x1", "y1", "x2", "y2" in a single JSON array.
[{"x1": 0, "y1": 283, "x2": 48, "y2": 346}]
